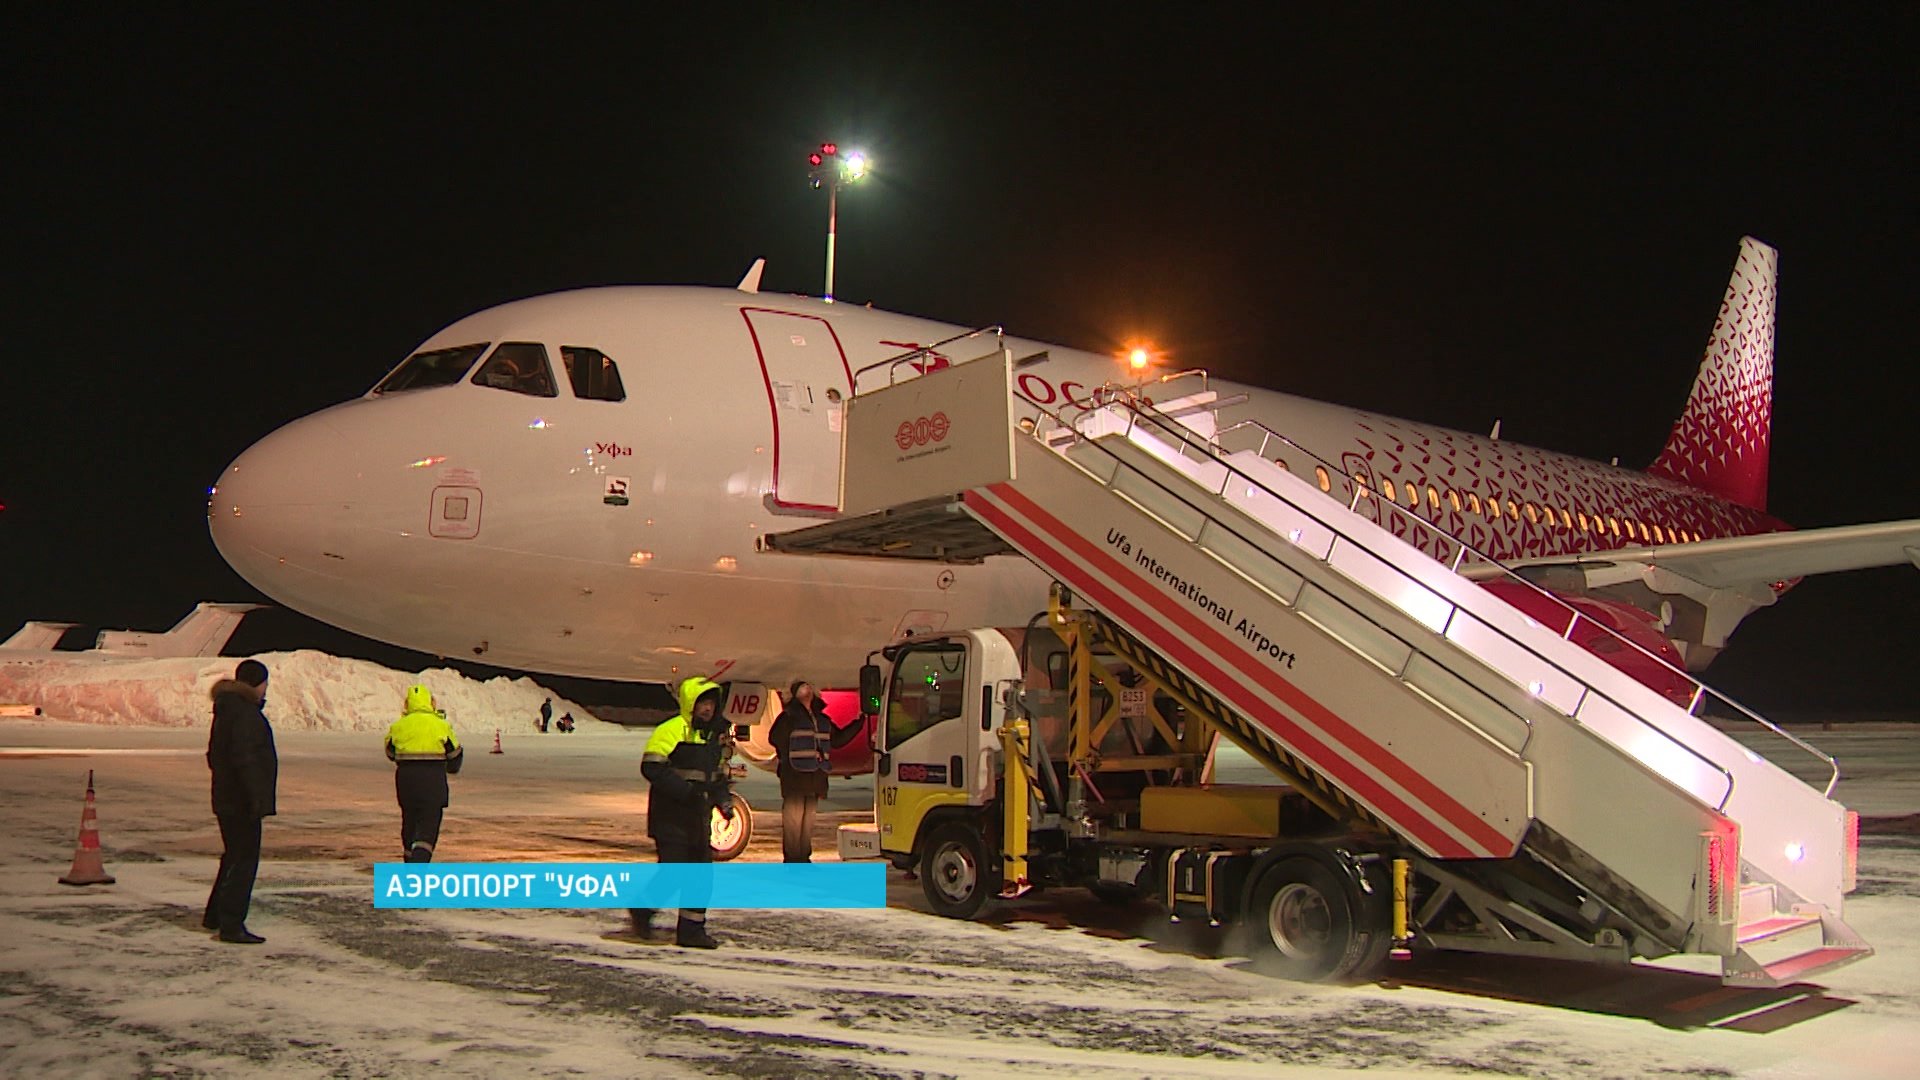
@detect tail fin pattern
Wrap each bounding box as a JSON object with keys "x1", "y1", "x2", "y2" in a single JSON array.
[{"x1": 1646, "y1": 236, "x2": 1777, "y2": 512}]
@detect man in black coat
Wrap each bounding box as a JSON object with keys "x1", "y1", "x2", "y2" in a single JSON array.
[
  {"x1": 202, "y1": 658, "x2": 278, "y2": 944},
  {"x1": 769, "y1": 680, "x2": 856, "y2": 863}
]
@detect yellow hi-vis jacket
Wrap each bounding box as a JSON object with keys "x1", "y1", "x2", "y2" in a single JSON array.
[
  {"x1": 385, "y1": 685, "x2": 464, "y2": 770},
  {"x1": 641, "y1": 676, "x2": 727, "y2": 842}
]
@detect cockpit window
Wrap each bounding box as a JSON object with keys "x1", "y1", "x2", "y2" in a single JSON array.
[
  {"x1": 471, "y1": 342, "x2": 558, "y2": 397},
  {"x1": 561, "y1": 345, "x2": 627, "y2": 402},
  {"x1": 374, "y1": 343, "x2": 488, "y2": 394}
]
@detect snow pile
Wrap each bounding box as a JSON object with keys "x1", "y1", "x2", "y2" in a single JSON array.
[{"x1": 0, "y1": 650, "x2": 599, "y2": 736}]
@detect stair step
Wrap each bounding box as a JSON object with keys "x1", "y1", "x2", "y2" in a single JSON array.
[
  {"x1": 1738, "y1": 912, "x2": 1821, "y2": 945},
  {"x1": 1745, "y1": 946, "x2": 1872, "y2": 987},
  {"x1": 1737, "y1": 881, "x2": 1776, "y2": 921}
]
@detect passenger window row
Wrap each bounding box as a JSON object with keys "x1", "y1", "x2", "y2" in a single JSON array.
[{"x1": 1303, "y1": 464, "x2": 1703, "y2": 545}]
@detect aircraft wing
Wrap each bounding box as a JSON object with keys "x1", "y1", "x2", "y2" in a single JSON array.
[{"x1": 1464, "y1": 518, "x2": 1920, "y2": 589}]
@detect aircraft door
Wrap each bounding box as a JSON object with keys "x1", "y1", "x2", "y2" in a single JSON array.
[
  {"x1": 742, "y1": 309, "x2": 853, "y2": 512},
  {"x1": 876, "y1": 640, "x2": 978, "y2": 855},
  {"x1": 1340, "y1": 451, "x2": 1382, "y2": 528}
]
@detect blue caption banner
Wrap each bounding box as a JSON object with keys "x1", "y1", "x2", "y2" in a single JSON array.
[{"x1": 374, "y1": 862, "x2": 886, "y2": 909}]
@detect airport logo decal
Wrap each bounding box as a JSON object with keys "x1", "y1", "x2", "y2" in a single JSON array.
[
  {"x1": 604, "y1": 477, "x2": 631, "y2": 506},
  {"x1": 894, "y1": 413, "x2": 951, "y2": 450},
  {"x1": 896, "y1": 762, "x2": 949, "y2": 785}
]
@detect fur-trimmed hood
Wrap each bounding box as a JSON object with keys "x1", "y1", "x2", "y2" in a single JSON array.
[{"x1": 210, "y1": 678, "x2": 266, "y2": 704}]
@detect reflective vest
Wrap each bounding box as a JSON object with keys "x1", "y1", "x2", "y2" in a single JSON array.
[{"x1": 786, "y1": 707, "x2": 830, "y2": 773}]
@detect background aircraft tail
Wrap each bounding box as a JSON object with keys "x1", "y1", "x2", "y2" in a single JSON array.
[
  {"x1": 94, "y1": 603, "x2": 263, "y2": 658},
  {"x1": 1646, "y1": 235, "x2": 1777, "y2": 512},
  {"x1": 1, "y1": 622, "x2": 78, "y2": 651}
]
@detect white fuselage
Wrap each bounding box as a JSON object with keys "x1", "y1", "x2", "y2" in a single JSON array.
[{"x1": 209, "y1": 287, "x2": 1778, "y2": 685}]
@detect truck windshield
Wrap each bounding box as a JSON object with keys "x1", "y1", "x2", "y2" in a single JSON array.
[
  {"x1": 373, "y1": 343, "x2": 488, "y2": 394},
  {"x1": 886, "y1": 643, "x2": 968, "y2": 747}
]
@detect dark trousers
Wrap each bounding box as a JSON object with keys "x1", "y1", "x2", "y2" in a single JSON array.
[
  {"x1": 629, "y1": 832, "x2": 713, "y2": 935},
  {"x1": 781, "y1": 793, "x2": 818, "y2": 863},
  {"x1": 396, "y1": 762, "x2": 448, "y2": 862},
  {"x1": 401, "y1": 803, "x2": 444, "y2": 862},
  {"x1": 204, "y1": 812, "x2": 262, "y2": 931}
]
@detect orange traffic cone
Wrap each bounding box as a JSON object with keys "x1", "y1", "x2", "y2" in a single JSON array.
[
  {"x1": 58, "y1": 770, "x2": 116, "y2": 887},
  {"x1": 490, "y1": 728, "x2": 503, "y2": 754}
]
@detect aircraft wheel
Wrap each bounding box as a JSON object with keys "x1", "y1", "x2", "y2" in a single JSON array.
[{"x1": 709, "y1": 794, "x2": 752, "y2": 861}]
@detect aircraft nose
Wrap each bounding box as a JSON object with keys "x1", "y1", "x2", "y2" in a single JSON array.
[{"x1": 209, "y1": 413, "x2": 359, "y2": 591}]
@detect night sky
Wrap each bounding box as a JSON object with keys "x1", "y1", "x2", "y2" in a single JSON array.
[{"x1": 6, "y1": 11, "x2": 1915, "y2": 713}]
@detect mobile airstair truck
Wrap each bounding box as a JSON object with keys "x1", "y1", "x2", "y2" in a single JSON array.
[{"x1": 761, "y1": 337, "x2": 1868, "y2": 985}]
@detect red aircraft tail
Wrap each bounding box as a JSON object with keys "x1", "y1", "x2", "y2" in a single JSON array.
[{"x1": 1646, "y1": 236, "x2": 1777, "y2": 512}]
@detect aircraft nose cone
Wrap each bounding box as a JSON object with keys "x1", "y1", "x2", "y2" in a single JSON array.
[{"x1": 209, "y1": 413, "x2": 358, "y2": 592}]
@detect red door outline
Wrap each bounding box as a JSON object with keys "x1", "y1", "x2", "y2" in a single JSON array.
[{"x1": 740, "y1": 308, "x2": 855, "y2": 512}]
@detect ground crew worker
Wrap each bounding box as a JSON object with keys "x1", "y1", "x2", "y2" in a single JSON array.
[
  {"x1": 770, "y1": 680, "x2": 856, "y2": 863},
  {"x1": 203, "y1": 658, "x2": 277, "y2": 944},
  {"x1": 384, "y1": 685, "x2": 463, "y2": 863},
  {"x1": 628, "y1": 676, "x2": 732, "y2": 949}
]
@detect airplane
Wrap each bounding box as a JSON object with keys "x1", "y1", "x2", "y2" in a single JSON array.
[
  {"x1": 1, "y1": 602, "x2": 264, "y2": 666},
  {"x1": 206, "y1": 237, "x2": 1919, "y2": 767}
]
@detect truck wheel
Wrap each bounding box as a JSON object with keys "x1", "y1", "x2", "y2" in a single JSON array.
[
  {"x1": 1247, "y1": 857, "x2": 1366, "y2": 981},
  {"x1": 710, "y1": 795, "x2": 752, "y2": 862},
  {"x1": 920, "y1": 822, "x2": 998, "y2": 919}
]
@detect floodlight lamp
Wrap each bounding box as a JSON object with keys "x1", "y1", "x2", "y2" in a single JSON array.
[{"x1": 843, "y1": 152, "x2": 868, "y2": 181}]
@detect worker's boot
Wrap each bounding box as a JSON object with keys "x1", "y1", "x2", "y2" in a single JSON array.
[
  {"x1": 628, "y1": 909, "x2": 659, "y2": 940},
  {"x1": 675, "y1": 920, "x2": 718, "y2": 950}
]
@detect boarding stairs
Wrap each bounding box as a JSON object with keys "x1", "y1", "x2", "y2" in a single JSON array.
[{"x1": 763, "y1": 341, "x2": 1868, "y2": 986}]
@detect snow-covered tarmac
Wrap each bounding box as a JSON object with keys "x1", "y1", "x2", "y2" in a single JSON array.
[{"x1": 2, "y1": 716, "x2": 1916, "y2": 1078}]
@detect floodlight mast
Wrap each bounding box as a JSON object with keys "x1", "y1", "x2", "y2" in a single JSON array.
[{"x1": 807, "y1": 143, "x2": 867, "y2": 302}]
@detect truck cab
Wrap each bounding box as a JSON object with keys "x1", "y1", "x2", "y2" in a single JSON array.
[{"x1": 871, "y1": 629, "x2": 1019, "y2": 908}]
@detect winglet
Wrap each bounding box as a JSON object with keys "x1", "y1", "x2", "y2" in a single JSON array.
[
  {"x1": 736, "y1": 258, "x2": 766, "y2": 294},
  {"x1": 1646, "y1": 236, "x2": 1777, "y2": 512}
]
